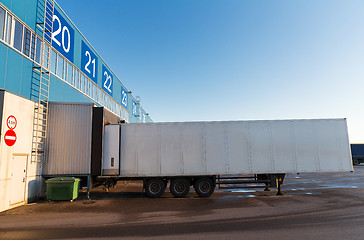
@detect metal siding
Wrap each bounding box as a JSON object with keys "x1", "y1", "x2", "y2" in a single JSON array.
[
  {"x1": 45, "y1": 102, "x2": 93, "y2": 175},
  {"x1": 4, "y1": 49, "x2": 22, "y2": 95},
  {"x1": 10, "y1": 0, "x2": 27, "y2": 23},
  {"x1": 249, "y1": 121, "x2": 272, "y2": 173},
  {"x1": 225, "y1": 121, "x2": 251, "y2": 174},
  {"x1": 182, "y1": 123, "x2": 205, "y2": 175},
  {"x1": 315, "y1": 120, "x2": 341, "y2": 171},
  {"x1": 293, "y1": 121, "x2": 318, "y2": 172},
  {"x1": 160, "y1": 124, "x2": 182, "y2": 175},
  {"x1": 115, "y1": 119, "x2": 352, "y2": 177},
  {"x1": 48, "y1": 76, "x2": 94, "y2": 103},
  {"x1": 0, "y1": 44, "x2": 7, "y2": 89},
  {"x1": 20, "y1": 60, "x2": 33, "y2": 99},
  {"x1": 120, "y1": 124, "x2": 137, "y2": 176},
  {"x1": 204, "y1": 122, "x2": 227, "y2": 174},
  {"x1": 270, "y1": 121, "x2": 296, "y2": 172},
  {"x1": 136, "y1": 124, "x2": 159, "y2": 175},
  {"x1": 338, "y1": 120, "x2": 353, "y2": 171}
]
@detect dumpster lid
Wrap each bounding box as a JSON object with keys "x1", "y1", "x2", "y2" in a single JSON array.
[{"x1": 45, "y1": 177, "x2": 80, "y2": 183}]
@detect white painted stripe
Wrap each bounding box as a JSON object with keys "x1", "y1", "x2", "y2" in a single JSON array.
[{"x1": 5, "y1": 136, "x2": 16, "y2": 140}]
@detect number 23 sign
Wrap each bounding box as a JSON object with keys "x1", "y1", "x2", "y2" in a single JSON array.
[{"x1": 102, "y1": 65, "x2": 113, "y2": 96}]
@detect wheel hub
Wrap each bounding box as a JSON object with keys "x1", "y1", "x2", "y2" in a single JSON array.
[
  {"x1": 150, "y1": 182, "x2": 161, "y2": 193},
  {"x1": 199, "y1": 182, "x2": 210, "y2": 193},
  {"x1": 175, "y1": 182, "x2": 186, "y2": 193}
]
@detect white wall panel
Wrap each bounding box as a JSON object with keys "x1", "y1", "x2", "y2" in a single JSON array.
[
  {"x1": 271, "y1": 121, "x2": 296, "y2": 172},
  {"x1": 136, "y1": 124, "x2": 160, "y2": 175},
  {"x1": 160, "y1": 124, "x2": 182, "y2": 175},
  {"x1": 293, "y1": 121, "x2": 318, "y2": 172},
  {"x1": 120, "y1": 125, "x2": 137, "y2": 176},
  {"x1": 182, "y1": 123, "x2": 205, "y2": 175},
  {"x1": 204, "y1": 122, "x2": 227, "y2": 174},
  {"x1": 226, "y1": 122, "x2": 251, "y2": 174},
  {"x1": 314, "y1": 120, "x2": 342, "y2": 171},
  {"x1": 249, "y1": 121, "x2": 273, "y2": 173},
  {"x1": 0, "y1": 91, "x2": 37, "y2": 212}
]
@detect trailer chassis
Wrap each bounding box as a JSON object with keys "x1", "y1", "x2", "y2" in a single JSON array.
[{"x1": 96, "y1": 173, "x2": 285, "y2": 198}]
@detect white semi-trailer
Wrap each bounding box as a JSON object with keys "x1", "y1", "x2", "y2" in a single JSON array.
[{"x1": 100, "y1": 118, "x2": 353, "y2": 198}]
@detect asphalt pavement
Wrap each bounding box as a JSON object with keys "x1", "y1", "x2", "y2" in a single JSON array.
[{"x1": 1, "y1": 166, "x2": 364, "y2": 239}]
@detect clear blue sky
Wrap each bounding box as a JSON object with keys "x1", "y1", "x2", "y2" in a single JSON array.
[{"x1": 57, "y1": 0, "x2": 364, "y2": 142}]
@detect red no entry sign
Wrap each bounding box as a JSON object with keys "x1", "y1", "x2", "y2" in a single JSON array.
[{"x1": 4, "y1": 129, "x2": 17, "y2": 146}]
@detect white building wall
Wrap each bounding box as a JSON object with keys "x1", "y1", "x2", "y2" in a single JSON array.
[{"x1": 0, "y1": 90, "x2": 40, "y2": 212}]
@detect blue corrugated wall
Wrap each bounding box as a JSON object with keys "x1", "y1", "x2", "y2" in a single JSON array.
[{"x1": 0, "y1": 0, "x2": 153, "y2": 123}]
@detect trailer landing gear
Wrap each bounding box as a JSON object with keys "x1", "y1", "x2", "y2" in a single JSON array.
[{"x1": 276, "y1": 179, "x2": 283, "y2": 196}]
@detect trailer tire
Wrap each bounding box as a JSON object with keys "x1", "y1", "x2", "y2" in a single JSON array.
[
  {"x1": 353, "y1": 159, "x2": 360, "y2": 165},
  {"x1": 194, "y1": 177, "x2": 214, "y2": 198},
  {"x1": 145, "y1": 179, "x2": 166, "y2": 198},
  {"x1": 170, "y1": 178, "x2": 190, "y2": 198}
]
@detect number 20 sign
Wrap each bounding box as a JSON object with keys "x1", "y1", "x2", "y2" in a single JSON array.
[
  {"x1": 52, "y1": 8, "x2": 74, "y2": 62},
  {"x1": 102, "y1": 65, "x2": 113, "y2": 96}
]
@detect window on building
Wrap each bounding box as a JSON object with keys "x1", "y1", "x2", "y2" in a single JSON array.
[
  {"x1": 22, "y1": 27, "x2": 31, "y2": 57},
  {"x1": 35, "y1": 37, "x2": 42, "y2": 64},
  {"x1": 67, "y1": 62, "x2": 73, "y2": 85},
  {"x1": 63, "y1": 60, "x2": 68, "y2": 82},
  {"x1": 80, "y1": 74, "x2": 85, "y2": 93},
  {"x1": 84, "y1": 76, "x2": 88, "y2": 94},
  {"x1": 74, "y1": 68, "x2": 79, "y2": 88},
  {"x1": 77, "y1": 70, "x2": 82, "y2": 90},
  {"x1": 56, "y1": 54, "x2": 64, "y2": 79},
  {"x1": 92, "y1": 84, "x2": 99, "y2": 102},
  {"x1": 43, "y1": 44, "x2": 50, "y2": 69},
  {"x1": 30, "y1": 33, "x2": 36, "y2": 60},
  {"x1": 13, "y1": 19, "x2": 23, "y2": 51},
  {"x1": 103, "y1": 93, "x2": 107, "y2": 107},
  {"x1": 4, "y1": 13, "x2": 12, "y2": 44},
  {"x1": 0, "y1": 6, "x2": 5, "y2": 40},
  {"x1": 50, "y1": 49, "x2": 57, "y2": 74},
  {"x1": 87, "y1": 80, "x2": 92, "y2": 98}
]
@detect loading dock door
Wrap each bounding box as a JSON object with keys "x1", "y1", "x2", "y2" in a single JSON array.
[{"x1": 10, "y1": 155, "x2": 27, "y2": 205}]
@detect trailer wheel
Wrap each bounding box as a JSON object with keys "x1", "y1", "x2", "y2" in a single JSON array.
[
  {"x1": 145, "y1": 179, "x2": 166, "y2": 198},
  {"x1": 194, "y1": 177, "x2": 214, "y2": 198},
  {"x1": 353, "y1": 159, "x2": 360, "y2": 165},
  {"x1": 170, "y1": 178, "x2": 190, "y2": 198}
]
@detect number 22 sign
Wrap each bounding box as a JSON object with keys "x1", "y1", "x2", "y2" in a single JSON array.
[{"x1": 102, "y1": 65, "x2": 113, "y2": 96}]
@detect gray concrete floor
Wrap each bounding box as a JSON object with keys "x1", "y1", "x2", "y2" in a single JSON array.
[{"x1": 1, "y1": 166, "x2": 364, "y2": 239}]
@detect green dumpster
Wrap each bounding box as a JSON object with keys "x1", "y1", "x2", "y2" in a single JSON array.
[{"x1": 46, "y1": 177, "x2": 80, "y2": 201}]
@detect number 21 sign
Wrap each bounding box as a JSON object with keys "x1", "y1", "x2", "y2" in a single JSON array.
[{"x1": 81, "y1": 41, "x2": 98, "y2": 83}]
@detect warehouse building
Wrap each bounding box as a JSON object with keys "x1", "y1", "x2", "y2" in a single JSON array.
[{"x1": 0, "y1": 0, "x2": 152, "y2": 212}]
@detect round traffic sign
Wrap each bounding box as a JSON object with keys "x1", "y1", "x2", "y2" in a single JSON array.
[
  {"x1": 4, "y1": 129, "x2": 17, "y2": 146},
  {"x1": 6, "y1": 115, "x2": 17, "y2": 129}
]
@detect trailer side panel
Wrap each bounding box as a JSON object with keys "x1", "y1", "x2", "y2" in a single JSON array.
[{"x1": 104, "y1": 119, "x2": 353, "y2": 177}]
